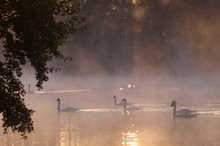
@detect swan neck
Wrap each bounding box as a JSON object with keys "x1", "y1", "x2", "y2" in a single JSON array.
[
  {"x1": 173, "y1": 105, "x2": 176, "y2": 117},
  {"x1": 114, "y1": 98, "x2": 117, "y2": 107},
  {"x1": 57, "y1": 100, "x2": 60, "y2": 111},
  {"x1": 123, "y1": 100, "x2": 127, "y2": 113}
]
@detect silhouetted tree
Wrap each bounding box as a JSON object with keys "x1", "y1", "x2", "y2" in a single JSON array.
[{"x1": 0, "y1": 0, "x2": 86, "y2": 138}]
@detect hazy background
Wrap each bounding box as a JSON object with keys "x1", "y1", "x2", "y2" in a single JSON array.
[
  {"x1": 51, "y1": 0, "x2": 220, "y2": 103},
  {"x1": 1, "y1": 0, "x2": 220, "y2": 103},
  {"x1": 52, "y1": 0, "x2": 220, "y2": 77}
]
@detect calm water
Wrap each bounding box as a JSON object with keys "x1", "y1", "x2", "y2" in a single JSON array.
[{"x1": 1, "y1": 88, "x2": 220, "y2": 146}]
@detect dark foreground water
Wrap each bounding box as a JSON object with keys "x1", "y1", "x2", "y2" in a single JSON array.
[{"x1": 1, "y1": 88, "x2": 220, "y2": 146}]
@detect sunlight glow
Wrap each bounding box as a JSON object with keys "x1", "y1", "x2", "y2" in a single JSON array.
[
  {"x1": 121, "y1": 131, "x2": 139, "y2": 146},
  {"x1": 128, "y1": 84, "x2": 136, "y2": 88},
  {"x1": 112, "y1": 5, "x2": 117, "y2": 10},
  {"x1": 120, "y1": 84, "x2": 136, "y2": 91},
  {"x1": 132, "y1": 0, "x2": 140, "y2": 5},
  {"x1": 60, "y1": 131, "x2": 69, "y2": 146},
  {"x1": 133, "y1": 7, "x2": 146, "y2": 21}
]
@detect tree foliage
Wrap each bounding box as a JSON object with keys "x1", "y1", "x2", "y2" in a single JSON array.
[{"x1": 0, "y1": 0, "x2": 86, "y2": 138}]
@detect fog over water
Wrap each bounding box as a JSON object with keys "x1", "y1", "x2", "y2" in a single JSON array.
[
  {"x1": 16, "y1": 70, "x2": 220, "y2": 145},
  {"x1": 1, "y1": 0, "x2": 220, "y2": 145},
  {"x1": 1, "y1": 81, "x2": 220, "y2": 146}
]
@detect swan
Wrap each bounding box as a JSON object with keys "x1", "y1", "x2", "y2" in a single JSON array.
[
  {"x1": 57, "y1": 98, "x2": 79, "y2": 113},
  {"x1": 121, "y1": 98, "x2": 143, "y2": 113},
  {"x1": 170, "y1": 100, "x2": 197, "y2": 117},
  {"x1": 113, "y1": 95, "x2": 117, "y2": 107},
  {"x1": 113, "y1": 95, "x2": 123, "y2": 107}
]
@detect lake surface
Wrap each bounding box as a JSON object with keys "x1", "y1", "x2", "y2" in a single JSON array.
[{"x1": 1, "y1": 87, "x2": 220, "y2": 146}]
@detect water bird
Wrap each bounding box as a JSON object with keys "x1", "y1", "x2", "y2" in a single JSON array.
[
  {"x1": 121, "y1": 98, "x2": 143, "y2": 113},
  {"x1": 57, "y1": 98, "x2": 79, "y2": 113},
  {"x1": 170, "y1": 100, "x2": 197, "y2": 117},
  {"x1": 113, "y1": 95, "x2": 123, "y2": 107}
]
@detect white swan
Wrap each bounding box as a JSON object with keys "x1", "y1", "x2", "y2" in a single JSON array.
[
  {"x1": 121, "y1": 98, "x2": 143, "y2": 113},
  {"x1": 170, "y1": 100, "x2": 197, "y2": 117},
  {"x1": 57, "y1": 98, "x2": 79, "y2": 113}
]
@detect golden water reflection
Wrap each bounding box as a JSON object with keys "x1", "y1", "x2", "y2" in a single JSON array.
[
  {"x1": 121, "y1": 115, "x2": 140, "y2": 146},
  {"x1": 58, "y1": 113, "x2": 80, "y2": 146},
  {"x1": 121, "y1": 130, "x2": 139, "y2": 146}
]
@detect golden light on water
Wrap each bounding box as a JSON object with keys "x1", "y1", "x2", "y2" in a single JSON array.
[
  {"x1": 121, "y1": 121, "x2": 140, "y2": 146},
  {"x1": 60, "y1": 131, "x2": 69, "y2": 146},
  {"x1": 121, "y1": 130, "x2": 139, "y2": 146}
]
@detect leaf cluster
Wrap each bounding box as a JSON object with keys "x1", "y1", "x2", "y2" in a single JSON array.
[
  {"x1": 0, "y1": 0, "x2": 86, "y2": 138},
  {"x1": 1, "y1": 0, "x2": 86, "y2": 89},
  {"x1": 0, "y1": 62, "x2": 34, "y2": 138}
]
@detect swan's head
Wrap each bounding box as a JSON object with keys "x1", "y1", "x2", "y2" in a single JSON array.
[
  {"x1": 57, "y1": 98, "x2": 60, "y2": 102},
  {"x1": 171, "y1": 100, "x2": 176, "y2": 107},
  {"x1": 121, "y1": 98, "x2": 126, "y2": 103}
]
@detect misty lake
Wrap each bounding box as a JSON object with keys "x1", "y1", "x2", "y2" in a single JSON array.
[{"x1": 1, "y1": 84, "x2": 220, "y2": 146}]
